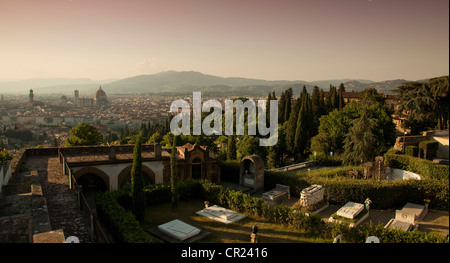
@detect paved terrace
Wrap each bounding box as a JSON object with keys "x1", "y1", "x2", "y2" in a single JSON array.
[
  {"x1": 0, "y1": 152, "x2": 91, "y2": 243},
  {"x1": 58, "y1": 144, "x2": 170, "y2": 166}
]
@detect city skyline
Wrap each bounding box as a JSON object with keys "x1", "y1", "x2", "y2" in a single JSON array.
[{"x1": 0, "y1": 0, "x2": 448, "y2": 82}]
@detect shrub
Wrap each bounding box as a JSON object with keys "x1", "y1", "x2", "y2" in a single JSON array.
[
  {"x1": 264, "y1": 164, "x2": 448, "y2": 210},
  {"x1": 95, "y1": 190, "x2": 157, "y2": 243},
  {"x1": 405, "y1": 146, "x2": 419, "y2": 157},
  {"x1": 384, "y1": 153, "x2": 449, "y2": 181},
  {"x1": 308, "y1": 152, "x2": 342, "y2": 166},
  {"x1": 330, "y1": 223, "x2": 448, "y2": 243}
]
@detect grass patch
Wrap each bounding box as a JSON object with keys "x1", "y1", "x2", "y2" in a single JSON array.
[{"x1": 141, "y1": 200, "x2": 331, "y2": 243}]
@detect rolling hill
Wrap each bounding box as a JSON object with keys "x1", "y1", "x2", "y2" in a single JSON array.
[{"x1": 0, "y1": 71, "x2": 411, "y2": 96}]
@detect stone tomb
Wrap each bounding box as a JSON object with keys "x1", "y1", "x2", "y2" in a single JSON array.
[
  {"x1": 384, "y1": 202, "x2": 427, "y2": 232},
  {"x1": 336, "y1": 202, "x2": 364, "y2": 219},
  {"x1": 300, "y1": 185, "x2": 324, "y2": 207},
  {"x1": 158, "y1": 219, "x2": 201, "y2": 241},
  {"x1": 262, "y1": 184, "x2": 290, "y2": 205},
  {"x1": 330, "y1": 201, "x2": 369, "y2": 227},
  {"x1": 196, "y1": 205, "x2": 246, "y2": 224},
  {"x1": 299, "y1": 184, "x2": 328, "y2": 213}
]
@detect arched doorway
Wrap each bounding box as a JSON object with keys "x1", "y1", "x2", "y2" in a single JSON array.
[
  {"x1": 191, "y1": 158, "x2": 202, "y2": 179},
  {"x1": 73, "y1": 167, "x2": 110, "y2": 209},
  {"x1": 118, "y1": 165, "x2": 156, "y2": 188},
  {"x1": 76, "y1": 173, "x2": 107, "y2": 194},
  {"x1": 73, "y1": 167, "x2": 110, "y2": 194}
]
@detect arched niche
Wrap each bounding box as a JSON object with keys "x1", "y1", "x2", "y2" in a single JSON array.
[{"x1": 239, "y1": 155, "x2": 264, "y2": 192}]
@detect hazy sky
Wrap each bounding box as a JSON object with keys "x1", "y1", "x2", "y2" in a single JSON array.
[{"x1": 0, "y1": 0, "x2": 448, "y2": 81}]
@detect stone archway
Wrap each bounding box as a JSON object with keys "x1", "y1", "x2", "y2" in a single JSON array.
[
  {"x1": 188, "y1": 152, "x2": 205, "y2": 180},
  {"x1": 117, "y1": 164, "x2": 156, "y2": 188},
  {"x1": 73, "y1": 166, "x2": 110, "y2": 193}
]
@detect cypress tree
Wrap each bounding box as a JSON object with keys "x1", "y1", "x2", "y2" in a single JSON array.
[
  {"x1": 227, "y1": 135, "x2": 237, "y2": 161},
  {"x1": 285, "y1": 95, "x2": 301, "y2": 155},
  {"x1": 284, "y1": 88, "x2": 293, "y2": 124},
  {"x1": 319, "y1": 88, "x2": 325, "y2": 115},
  {"x1": 170, "y1": 135, "x2": 179, "y2": 208},
  {"x1": 338, "y1": 83, "x2": 346, "y2": 109},
  {"x1": 131, "y1": 133, "x2": 145, "y2": 221},
  {"x1": 278, "y1": 90, "x2": 286, "y2": 124},
  {"x1": 311, "y1": 86, "x2": 321, "y2": 135},
  {"x1": 266, "y1": 92, "x2": 272, "y2": 124},
  {"x1": 294, "y1": 92, "x2": 312, "y2": 160}
]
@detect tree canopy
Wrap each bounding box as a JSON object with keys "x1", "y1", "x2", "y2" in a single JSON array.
[
  {"x1": 395, "y1": 76, "x2": 449, "y2": 134},
  {"x1": 65, "y1": 123, "x2": 103, "y2": 147}
]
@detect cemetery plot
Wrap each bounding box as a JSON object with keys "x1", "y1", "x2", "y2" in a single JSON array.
[
  {"x1": 336, "y1": 202, "x2": 364, "y2": 219},
  {"x1": 329, "y1": 201, "x2": 369, "y2": 227},
  {"x1": 298, "y1": 184, "x2": 329, "y2": 213},
  {"x1": 147, "y1": 219, "x2": 209, "y2": 243},
  {"x1": 196, "y1": 205, "x2": 246, "y2": 224},
  {"x1": 262, "y1": 184, "x2": 290, "y2": 205},
  {"x1": 158, "y1": 219, "x2": 201, "y2": 241},
  {"x1": 384, "y1": 202, "x2": 427, "y2": 232}
]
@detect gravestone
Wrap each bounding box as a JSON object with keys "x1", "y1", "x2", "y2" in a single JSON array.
[
  {"x1": 262, "y1": 184, "x2": 290, "y2": 205},
  {"x1": 395, "y1": 202, "x2": 427, "y2": 223},
  {"x1": 196, "y1": 205, "x2": 246, "y2": 224},
  {"x1": 158, "y1": 219, "x2": 201, "y2": 241},
  {"x1": 336, "y1": 202, "x2": 364, "y2": 219},
  {"x1": 300, "y1": 185, "x2": 324, "y2": 207}
]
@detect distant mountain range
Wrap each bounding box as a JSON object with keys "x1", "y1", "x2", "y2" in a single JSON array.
[{"x1": 0, "y1": 70, "x2": 424, "y2": 96}]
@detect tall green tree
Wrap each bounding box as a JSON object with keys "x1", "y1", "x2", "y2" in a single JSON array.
[
  {"x1": 395, "y1": 76, "x2": 449, "y2": 134},
  {"x1": 266, "y1": 92, "x2": 272, "y2": 125},
  {"x1": 342, "y1": 88, "x2": 396, "y2": 164},
  {"x1": 310, "y1": 101, "x2": 363, "y2": 156},
  {"x1": 284, "y1": 88, "x2": 293, "y2": 124},
  {"x1": 170, "y1": 135, "x2": 179, "y2": 208},
  {"x1": 65, "y1": 123, "x2": 103, "y2": 146},
  {"x1": 311, "y1": 86, "x2": 323, "y2": 136},
  {"x1": 278, "y1": 90, "x2": 287, "y2": 124},
  {"x1": 285, "y1": 95, "x2": 302, "y2": 155},
  {"x1": 342, "y1": 110, "x2": 378, "y2": 165},
  {"x1": 294, "y1": 94, "x2": 311, "y2": 159},
  {"x1": 266, "y1": 125, "x2": 285, "y2": 168},
  {"x1": 131, "y1": 133, "x2": 145, "y2": 221},
  {"x1": 227, "y1": 135, "x2": 237, "y2": 161},
  {"x1": 338, "y1": 83, "x2": 346, "y2": 110}
]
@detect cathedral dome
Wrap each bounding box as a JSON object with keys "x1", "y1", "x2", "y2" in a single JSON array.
[{"x1": 94, "y1": 86, "x2": 107, "y2": 101}]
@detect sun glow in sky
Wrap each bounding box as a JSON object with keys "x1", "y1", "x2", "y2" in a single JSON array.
[{"x1": 0, "y1": 0, "x2": 448, "y2": 81}]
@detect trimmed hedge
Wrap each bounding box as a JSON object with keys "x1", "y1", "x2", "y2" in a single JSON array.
[
  {"x1": 384, "y1": 153, "x2": 449, "y2": 181},
  {"x1": 264, "y1": 165, "x2": 448, "y2": 210},
  {"x1": 405, "y1": 146, "x2": 419, "y2": 157},
  {"x1": 200, "y1": 180, "x2": 326, "y2": 236},
  {"x1": 95, "y1": 188, "x2": 157, "y2": 243},
  {"x1": 331, "y1": 223, "x2": 447, "y2": 243},
  {"x1": 96, "y1": 177, "x2": 447, "y2": 243}
]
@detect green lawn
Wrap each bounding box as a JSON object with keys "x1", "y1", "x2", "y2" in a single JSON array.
[{"x1": 141, "y1": 200, "x2": 331, "y2": 243}]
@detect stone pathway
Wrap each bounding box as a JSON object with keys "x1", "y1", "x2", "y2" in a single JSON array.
[
  {"x1": 0, "y1": 155, "x2": 91, "y2": 243},
  {"x1": 0, "y1": 166, "x2": 34, "y2": 243},
  {"x1": 25, "y1": 155, "x2": 91, "y2": 243}
]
